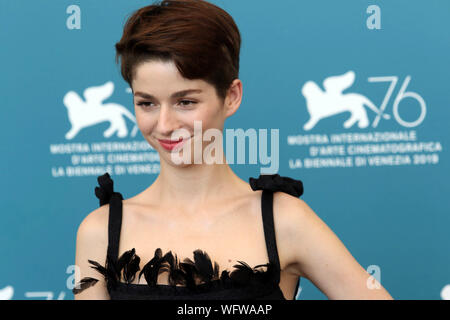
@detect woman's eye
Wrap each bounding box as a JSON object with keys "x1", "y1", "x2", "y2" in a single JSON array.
[
  {"x1": 137, "y1": 102, "x2": 154, "y2": 108},
  {"x1": 179, "y1": 100, "x2": 196, "y2": 107}
]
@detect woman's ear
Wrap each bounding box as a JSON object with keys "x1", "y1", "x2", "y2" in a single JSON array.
[{"x1": 223, "y1": 79, "x2": 243, "y2": 118}]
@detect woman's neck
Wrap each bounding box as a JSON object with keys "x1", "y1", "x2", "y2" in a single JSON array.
[{"x1": 151, "y1": 159, "x2": 248, "y2": 215}]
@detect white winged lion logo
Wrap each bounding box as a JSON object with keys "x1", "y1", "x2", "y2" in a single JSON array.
[
  {"x1": 301, "y1": 70, "x2": 389, "y2": 131},
  {"x1": 63, "y1": 81, "x2": 138, "y2": 140}
]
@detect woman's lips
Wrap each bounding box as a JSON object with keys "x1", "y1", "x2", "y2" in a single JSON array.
[{"x1": 157, "y1": 137, "x2": 190, "y2": 151}]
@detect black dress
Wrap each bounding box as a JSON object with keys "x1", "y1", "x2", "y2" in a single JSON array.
[{"x1": 73, "y1": 172, "x2": 304, "y2": 300}]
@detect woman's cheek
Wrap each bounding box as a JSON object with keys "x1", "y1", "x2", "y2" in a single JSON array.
[
  {"x1": 135, "y1": 116, "x2": 157, "y2": 150},
  {"x1": 135, "y1": 110, "x2": 150, "y2": 133}
]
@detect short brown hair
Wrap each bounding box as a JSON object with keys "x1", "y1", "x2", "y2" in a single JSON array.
[{"x1": 115, "y1": 0, "x2": 241, "y2": 102}]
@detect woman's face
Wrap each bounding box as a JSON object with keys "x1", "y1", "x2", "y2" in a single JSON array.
[{"x1": 131, "y1": 59, "x2": 241, "y2": 167}]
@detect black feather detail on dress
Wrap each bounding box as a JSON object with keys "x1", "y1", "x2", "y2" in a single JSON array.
[
  {"x1": 119, "y1": 248, "x2": 141, "y2": 284},
  {"x1": 72, "y1": 277, "x2": 98, "y2": 294},
  {"x1": 165, "y1": 251, "x2": 187, "y2": 286},
  {"x1": 138, "y1": 248, "x2": 168, "y2": 286},
  {"x1": 73, "y1": 247, "x2": 277, "y2": 295}
]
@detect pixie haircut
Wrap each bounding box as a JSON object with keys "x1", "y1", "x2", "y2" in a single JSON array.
[{"x1": 115, "y1": 0, "x2": 241, "y2": 102}]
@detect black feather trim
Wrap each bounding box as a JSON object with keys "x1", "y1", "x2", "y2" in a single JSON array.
[
  {"x1": 87, "y1": 259, "x2": 107, "y2": 277},
  {"x1": 138, "y1": 248, "x2": 168, "y2": 286},
  {"x1": 165, "y1": 251, "x2": 187, "y2": 286},
  {"x1": 72, "y1": 277, "x2": 99, "y2": 294},
  {"x1": 121, "y1": 249, "x2": 141, "y2": 284},
  {"x1": 74, "y1": 247, "x2": 279, "y2": 294}
]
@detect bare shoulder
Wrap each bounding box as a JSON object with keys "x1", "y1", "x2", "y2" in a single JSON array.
[
  {"x1": 272, "y1": 191, "x2": 313, "y2": 241},
  {"x1": 271, "y1": 191, "x2": 313, "y2": 275},
  {"x1": 76, "y1": 204, "x2": 109, "y2": 246}
]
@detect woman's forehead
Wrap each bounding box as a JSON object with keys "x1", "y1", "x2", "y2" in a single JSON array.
[{"x1": 133, "y1": 64, "x2": 213, "y2": 95}]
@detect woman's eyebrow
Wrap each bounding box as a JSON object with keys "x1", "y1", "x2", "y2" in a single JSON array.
[{"x1": 133, "y1": 89, "x2": 203, "y2": 99}]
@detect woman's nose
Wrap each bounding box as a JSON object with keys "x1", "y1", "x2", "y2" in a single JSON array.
[{"x1": 156, "y1": 104, "x2": 177, "y2": 135}]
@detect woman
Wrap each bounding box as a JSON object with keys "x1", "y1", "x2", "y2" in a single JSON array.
[{"x1": 74, "y1": 0, "x2": 393, "y2": 300}]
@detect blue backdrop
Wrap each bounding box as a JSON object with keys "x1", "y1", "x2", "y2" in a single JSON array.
[{"x1": 0, "y1": 0, "x2": 449, "y2": 300}]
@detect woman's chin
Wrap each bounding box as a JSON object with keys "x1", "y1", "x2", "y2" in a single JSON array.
[{"x1": 158, "y1": 150, "x2": 193, "y2": 167}]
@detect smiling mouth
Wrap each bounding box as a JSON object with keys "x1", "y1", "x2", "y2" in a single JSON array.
[
  {"x1": 158, "y1": 137, "x2": 184, "y2": 143},
  {"x1": 157, "y1": 136, "x2": 192, "y2": 151}
]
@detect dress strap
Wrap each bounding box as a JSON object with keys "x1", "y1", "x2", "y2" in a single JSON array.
[
  {"x1": 249, "y1": 174, "x2": 304, "y2": 284},
  {"x1": 94, "y1": 172, "x2": 123, "y2": 262}
]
